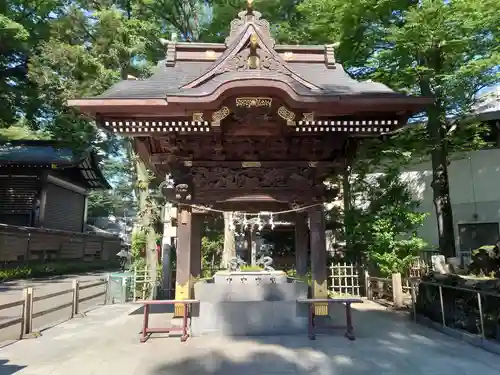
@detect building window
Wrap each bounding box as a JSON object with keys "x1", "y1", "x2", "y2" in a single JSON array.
[
  {"x1": 458, "y1": 222, "x2": 499, "y2": 265},
  {"x1": 482, "y1": 120, "x2": 500, "y2": 148}
]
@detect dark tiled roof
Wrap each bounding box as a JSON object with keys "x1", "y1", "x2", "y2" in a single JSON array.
[
  {"x1": 0, "y1": 140, "x2": 111, "y2": 189},
  {"x1": 95, "y1": 8, "x2": 400, "y2": 101},
  {"x1": 97, "y1": 60, "x2": 398, "y2": 100},
  {"x1": 97, "y1": 61, "x2": 212, "y2": 99},
  {"x1": 0, "y1": 141, "x2": 76, "y2": 163}
]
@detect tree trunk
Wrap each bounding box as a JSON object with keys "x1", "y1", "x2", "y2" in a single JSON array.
[
  {"x1": 136, "y1": 154, "x2": 158, "y2": 298},
  {"x1": 161, "y1": 202, "x2": 173, "y2": 297},
  {"x1": 427, "y1": 103, "x2": 456, "y2": 259},
  {"x1": 342, "y1": 164, "x2": 352, "y2": 252},
  {"x1": 342, "y1": 140, "x2": 357, "y2": 260},
  {"x1": 221, "y1": 211, "x2": 236, "y2": 268}
]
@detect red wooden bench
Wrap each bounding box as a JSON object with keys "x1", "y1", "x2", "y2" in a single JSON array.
[
  {"x1": 135, "y1": 299, "x2": 199, "y2": 343},
  {"x1": 297, "y1": 298, "x2": 363, "y2": 341}
]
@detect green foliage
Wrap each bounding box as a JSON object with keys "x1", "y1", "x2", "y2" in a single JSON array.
[
  {"x1": 0, "y1": 124, "x2": 52, "y2": 142},
  {"x1": 0, "y1": 260, "x2": 118, "y2": 282},
  {"x1": 87, "y1": 144, "x2": 136, "y2": 218},
  {"x1": 260, "y1": 230, "x2": 294, "y2": 257},
  {"x1": 240, "y1": 265, "x2": 264, "y2": 272},
  {"x1": 200, "y1": 0, "x2": 305, "y2": 43},
  {"x1": 286, "y1": 269, "x2": 312, "y2": 285},
  {"x1": 131, "y1": 230, "x2": 147, "y2": 260},
  {"x1": 346, "y1": 167, "x2": 428, "y2": 276},
  {"x1": 1, "y1": 0, "x2": 498, "y2": 274},
  {"x1": 469, "y1": 245, "x2": 500, "y2": 278},
  {"x1": 201, "y1": 233, "x2": 223, "y2": 270},
  {"x1": 298, "y1": 0, "x2": 500, "y2": 258}
]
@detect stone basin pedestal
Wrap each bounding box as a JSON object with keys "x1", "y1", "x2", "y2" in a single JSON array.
[{"x1": 191, "y1": 270, "x2": 308, "y2": 337}]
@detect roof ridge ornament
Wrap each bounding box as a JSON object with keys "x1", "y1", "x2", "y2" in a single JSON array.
[
  {"x1": 225, "y1": 4, "x2": 274, "y2": 47},
  {"x1": 180, "y1": 6, "x2": 322, "y2": 91},
  {"x1": 247, "y1": 0, "x2": 254, "y2": 15},
  {"x1": 324, "y1": 42, "x2": 339, "y2": 69},
  {"x1": 160, "y1": 33, "x2": 177, "y2": 67}
]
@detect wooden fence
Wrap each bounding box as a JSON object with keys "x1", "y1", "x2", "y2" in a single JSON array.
[
  {"x1": 329, "y1": 263, "x2": 361, "y2": 296},
  {"x1": 0, "y1": 279, "x2": 107, "y2": 338},
  {"x1": 329, "y1": 258, "x2": 431, "y2": 306},
  {"x1": 0, "y1": 224, "x2": 121, "y2": 263}
]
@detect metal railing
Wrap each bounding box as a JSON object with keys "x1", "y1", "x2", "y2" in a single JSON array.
[
  {"x1": 0, "y1": 279, "x2": 107, "y2": 338},
  {"x1": 409, "y1": 279, "x2": 500, "y2": 341}
]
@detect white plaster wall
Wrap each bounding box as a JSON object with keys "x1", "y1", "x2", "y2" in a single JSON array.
[{"x1": 401, "y1": 148, "x2": 500, "y2": 254}]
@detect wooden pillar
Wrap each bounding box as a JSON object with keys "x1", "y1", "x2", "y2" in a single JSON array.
[
  {"x1": 309, "y1": 205, "x2": 328, "y2": 315},
  {"x1": 191, "y1": 214, "x2": 203, "y2": 280},
  {"x1": 245, "y1": 227, "x2": 253, "y2": 265},
  {"x1": 38, "y1": 173, "x2": 48, "y2": 228},
  {"x1": 161, "y1": 204, "x2": 174, "y2": 299},
  {"x1": 295, "y1": 213, "x2": 308, "y2": 277},
  {"x1": 82, "y1": 194, "x2": 88, "y2": 232},
  {"x1": 175, "y1": 207, "x2": 192, "y2": 317}
]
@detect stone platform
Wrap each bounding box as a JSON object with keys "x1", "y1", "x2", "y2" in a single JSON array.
[
  {"x1": 1, "y1": 301, "x2": 500, "y2": 375},
  {"x1": 191, "y1": 271, "x2": 308, "y2": 336}
]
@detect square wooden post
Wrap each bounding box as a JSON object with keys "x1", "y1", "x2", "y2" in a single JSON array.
[
  {"x1": 175, "y1": 207, "x2": 192, "y2": 317},
  {"x1": 392, "y1": 272, "x2": 404, "y2": 308},
  {"x1": 294, "y1": 212, "x2": 309, "y2": 277},
  {"x1": 191, "y1": 213, "x2": 203, "y2": 280},
  {"x1": 308, "y1": 205, "x2": 328, "y2": 315}
]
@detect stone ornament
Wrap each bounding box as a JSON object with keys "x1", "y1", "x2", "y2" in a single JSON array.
[
  {"x1": 256, "y1": 256, "x2": 275, "y2": 271},
  {"x1": 229, "y1": 256, "x2": 247, "y2": 272}
]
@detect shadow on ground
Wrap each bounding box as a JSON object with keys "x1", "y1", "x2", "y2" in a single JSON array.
[
  {"x1": 0, "y1": 359, "x2": 25, "y2": 375},
  {"x1": 130, "y1": 304, "x2": 174, "y2": 315},
  {"x1": 148, "y1": 305, "x2": 500, "y2": 375}
]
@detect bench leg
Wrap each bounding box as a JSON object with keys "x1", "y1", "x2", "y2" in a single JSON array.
[
  {"x1": 308, "y1": 304, "x2": 316, "y2": 340},
  {"x1": 180, "y1": 303, "x2": 189, "y2": 342},
  {"x1": 344, "y1": 303, "x2": 355, "y2": 341},
  {"x1": 140, "y1": 304, "x2": 150, "y2": 343}
]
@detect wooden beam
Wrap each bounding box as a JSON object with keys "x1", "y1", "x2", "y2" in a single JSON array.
[{"x1": 150, "y1": 157, "x2": 341, "y2": 168}]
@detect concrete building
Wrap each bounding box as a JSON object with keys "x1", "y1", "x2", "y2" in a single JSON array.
[{"x1": 402, "y1": 88, "x2": 500, "y2": 263}]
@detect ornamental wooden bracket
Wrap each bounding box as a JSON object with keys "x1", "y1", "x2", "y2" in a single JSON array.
[
  {"x1": 277, "y1": 106, "x2": 296, "y2": 126},
  {"x1": 211, "y1": 106, "x2": 231, "y2": 129}
]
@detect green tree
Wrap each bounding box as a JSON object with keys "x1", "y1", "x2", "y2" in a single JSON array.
[
  {"x1": 346, "y1": 166, "x2": 428, "y2": 276},
  {"x1": 298, "y1": 0, "x2": 500, "y2": 257},
  {"x1": 0, "y1": 0, "x2": 71, "y2": 128},
  {"x1": 200, "y1": 0, "x2": 305, "y2": 43}
]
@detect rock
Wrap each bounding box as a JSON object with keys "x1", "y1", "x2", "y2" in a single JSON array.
[
  {"x1": 431, "y1": 255, "x2": 447, "y2": 274},
  {"x1": 469, "y1": 244, "x2": 500, "y2": 278},
  {"x1": 416, "y1": 272, "x2": 500, "y2": 341}
]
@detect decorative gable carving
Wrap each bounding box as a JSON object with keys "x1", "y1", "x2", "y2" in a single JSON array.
[
  {"x1": 225, "y1": 10, "x2": 275, "y2": 47},
  {"x1": 181, "y1": 5, "x2": 321, "y2": 91}
]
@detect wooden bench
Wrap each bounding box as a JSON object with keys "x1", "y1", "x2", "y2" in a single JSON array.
[
  {"x1": 135, "y1": 299, "x2": 199, "y2": 343},
  {"x1": 297, "y1": 298, "x2": 363, "y2": 341}
]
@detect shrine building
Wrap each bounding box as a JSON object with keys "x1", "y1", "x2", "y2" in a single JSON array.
[{"x1": 69, "y1": 4, "x2": 430, "y2": 314}]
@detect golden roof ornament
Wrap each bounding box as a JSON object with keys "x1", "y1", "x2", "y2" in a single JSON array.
[{"x1": 246, "y1": 0, "x2": 254, "y2": 15}]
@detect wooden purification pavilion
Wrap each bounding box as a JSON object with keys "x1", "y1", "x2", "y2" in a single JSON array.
[{"x1": 69, "y1": 3, "x2": 430, "y2": 315}]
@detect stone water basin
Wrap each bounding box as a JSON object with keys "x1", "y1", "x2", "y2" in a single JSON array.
[
  {"x1": 213, "y1": 270, "x2": 288, "y2": 285},
  {"x1": 191, "y1": 270, "x2": 309, "y2": 336}
]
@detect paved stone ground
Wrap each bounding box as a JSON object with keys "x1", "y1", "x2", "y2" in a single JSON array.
[
  {"x1": 0, "y1": 273, "x2": 109, "y2": 343},
  {"x1": 0, "y1": 301, "x2": 499, "y2": 375}
]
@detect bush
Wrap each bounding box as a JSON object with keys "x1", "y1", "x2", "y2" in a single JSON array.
[
  {"x1": 240, "y1": 265, "x2": 264, "y2": 272},
  {"x1": 0, "y1": 260, "x2": 119, "y2": 282},
  {"x1": 131, "y1": 230, "x2": 147, "y2": 260},
  {"x1": 469, "y1": 244, "x2": 500, "y2": 278}
]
